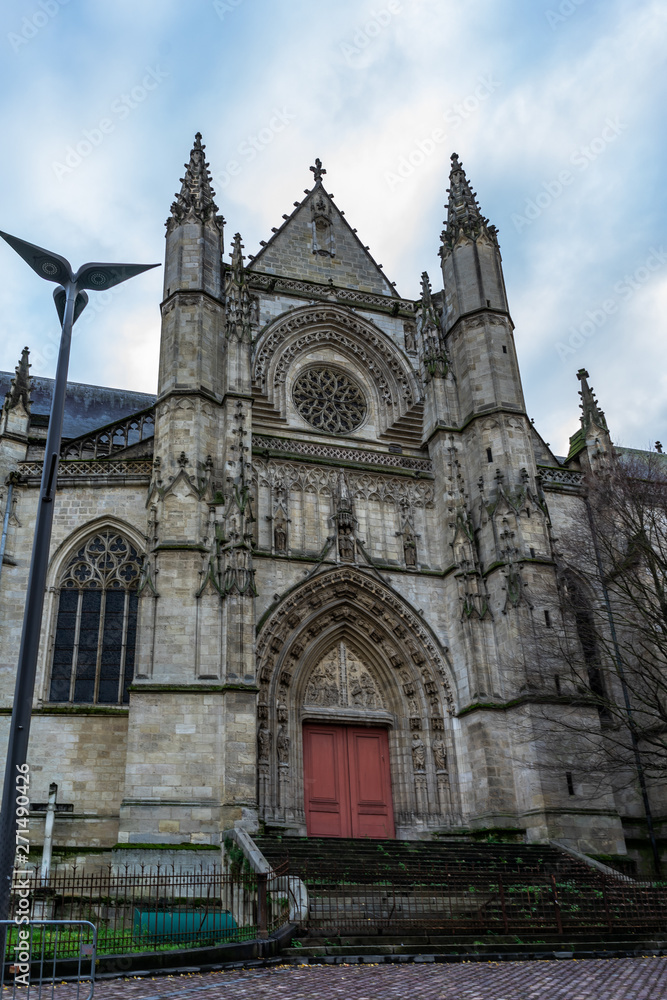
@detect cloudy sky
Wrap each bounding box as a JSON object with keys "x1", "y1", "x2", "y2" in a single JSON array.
[{"x1": 0, "y1": 0, "x2": 665, "y2": 456}]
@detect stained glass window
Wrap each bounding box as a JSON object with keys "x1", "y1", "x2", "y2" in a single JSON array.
[
  {"x1": 293, "y1": 367, "x2": 366, "y2": 434},
  {"x1": 49, "y1": 531, "x2": 142, "y2": 705}
]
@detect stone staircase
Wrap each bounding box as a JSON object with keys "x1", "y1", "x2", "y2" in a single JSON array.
[
  {"x1": 254, "y1": 835, "x2": 600, "y2": 882},
  {"x1": 252, "y1": 835, "x2": 667, "y2": 963}
]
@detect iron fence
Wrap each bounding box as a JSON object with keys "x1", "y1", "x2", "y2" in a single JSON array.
[
  {"x1": 5, "y1": 864, "x2": 290, "y2": 958},
  {"x1": 300, "y1": 870, "x2": 667, "y2": 935},
  {"x1": 1, "y1": 919, "x2": 96, "y2": 1000}
]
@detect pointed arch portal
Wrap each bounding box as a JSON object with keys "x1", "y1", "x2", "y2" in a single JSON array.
[{"x1": 255, "y1": 567, "x2": 459, "y2": 838}]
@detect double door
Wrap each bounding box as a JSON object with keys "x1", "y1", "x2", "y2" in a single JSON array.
[{"x1": 303, "y1": 722, "x2": 395, "y2": 839}]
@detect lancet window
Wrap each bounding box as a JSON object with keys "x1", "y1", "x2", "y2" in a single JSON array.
[{"x1": 48, "y1": 531, "x2": 142, "y2": 705}]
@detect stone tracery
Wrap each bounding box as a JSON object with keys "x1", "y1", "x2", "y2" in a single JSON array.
[
  {"x1": 293, "y1": 367, "x2": 367, "y2": 434},
  {"x1": 252, "y1": 305, "x2": 419, "y2": 435}
]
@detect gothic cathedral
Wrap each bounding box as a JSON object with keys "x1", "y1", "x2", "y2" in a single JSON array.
[{"x1": 0, "y1": 135, "x2": 651, "y2": 861}]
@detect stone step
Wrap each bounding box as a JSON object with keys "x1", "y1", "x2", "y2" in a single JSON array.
[
  {"x1": 296, "y1": 932, "x2": 663, "y2": 946},
  {"x1": 282, "y1": 938, "x2": 667, "y2": 961},
  {"x1": 254, "y1": 836, "x2": 597, "y2": 882}
]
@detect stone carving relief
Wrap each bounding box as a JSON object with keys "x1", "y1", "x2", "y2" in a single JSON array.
[
  {"x1": 304, "y1": 648, "x2": 341, "y2": 707},
  {"x1": 304, "y1": 641, "x2": 384, "y2": 711},
  {"x1": 255, "y1": 459, "x2": 434, "y2": 509},
  {"x1": 257, "y1": 567, "x2": 455, "y2": 717}
]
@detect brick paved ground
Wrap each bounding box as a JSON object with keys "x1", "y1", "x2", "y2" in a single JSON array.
[{"x1": 42, "y1": 956, "x2": 667, "y2": 999}]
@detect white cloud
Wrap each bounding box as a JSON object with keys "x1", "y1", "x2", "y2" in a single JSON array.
[{"x1": 0, "y1": 0, "x2": 665, "y2": 454}]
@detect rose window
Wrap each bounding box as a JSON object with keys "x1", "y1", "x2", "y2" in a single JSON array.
[{"x1": 293, "y1": 367, "x2": 366, "y2": 434}]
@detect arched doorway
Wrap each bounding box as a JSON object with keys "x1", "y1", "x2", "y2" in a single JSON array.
[
  {"x1": 302, "y1": 641, "x2": 395, "y2": 838},
  {"x1": 256, "y1": 567, "x2": 460, "y2": 838}
]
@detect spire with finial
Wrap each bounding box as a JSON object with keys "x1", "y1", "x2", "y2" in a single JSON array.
[
  {"x1": 310, "y1": 158, "x2": 326, "y2": 184},
  {"x1": 3, "y1": 346, "x2": 31, "y2": 415},
  {"x1": 577, "y1": 368, "x2": 608, "y2": 433},
  {"x1": 440, "y1": 152, "x2": 498, "y2": 256},
  {"x1": 167, "y1": 133, "x2": 224, "y2": 233}
]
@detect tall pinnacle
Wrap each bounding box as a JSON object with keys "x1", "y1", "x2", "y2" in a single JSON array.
[
  {"x1": 3, "y1": 346, "x2": 31, "y2": 414},
  {"x1": 417, "y1": 272, "x2": 447, "y2": 379},
  {"x1": 577, "y1": 368, "x2": 608, "y2": 432},
  {"x1": 441, "y1": 153, "x2": 497, "y2": 254},
  {"x1": 167, "y1": 133, "x2": 224, "y2": 233},
  {"x1": 224, "y1": 233, "x2": 254, "y2": 343}
]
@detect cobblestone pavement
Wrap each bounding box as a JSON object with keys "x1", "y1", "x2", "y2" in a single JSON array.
[{"x1": 43, "y1": 956, "x2": 667, "y2": 999}]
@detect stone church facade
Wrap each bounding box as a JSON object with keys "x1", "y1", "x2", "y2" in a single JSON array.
[{"x1": 0, "y1": 136, "x2": 658, "y2": 861}]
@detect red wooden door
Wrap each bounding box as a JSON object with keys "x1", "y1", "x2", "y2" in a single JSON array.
[{"x1": 303, "y1": 723, "x2": 395, "y2": 839}]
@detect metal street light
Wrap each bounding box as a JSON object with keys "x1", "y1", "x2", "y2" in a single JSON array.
[{"x1": 0, "y1": 232, "x2": 159, "y2": 920}]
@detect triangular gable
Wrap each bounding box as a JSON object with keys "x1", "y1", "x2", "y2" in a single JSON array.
[{"x1": 248, "y1": 168, "x2": 398, "y2": 297}]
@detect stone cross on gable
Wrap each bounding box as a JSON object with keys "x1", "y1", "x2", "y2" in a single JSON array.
[{"x1": 310, "y1": 158, "x2": 326, "y2": 183}]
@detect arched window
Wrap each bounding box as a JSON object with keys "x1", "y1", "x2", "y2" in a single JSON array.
[
  {"x1": 562, "y1": 571, "x2": 608, "y2": 717},
  {"x1": 48, "y1": 531, "x2": 142, "y2": 705}
]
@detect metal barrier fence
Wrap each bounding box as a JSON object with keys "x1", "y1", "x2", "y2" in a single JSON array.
[
  {"x1": 5, "y1": 864, "x2": 290, "y2": 958},
  {"x1": 301, "y1": 871, "x2": 667, "y2": 935},
  {"x1": 1, "y1": 919, "x2": 96, "y2": 1000}
]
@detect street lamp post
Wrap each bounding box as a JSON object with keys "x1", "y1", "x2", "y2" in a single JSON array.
[{"x1": 0, "y1": 232, "x2": 159, "y2": 921}]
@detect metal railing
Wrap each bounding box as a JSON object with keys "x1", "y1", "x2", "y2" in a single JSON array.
[
  {"x1": 300, "y1": 870, "x2": 667, "y2": 935},
  {"x1": 6, "y1": 864, "x2": 290, "y2": 958},
  {"x1": 1, "y1": 919, "x2": 96, "y2": 1000}
]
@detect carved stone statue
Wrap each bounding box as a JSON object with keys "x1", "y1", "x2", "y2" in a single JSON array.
[
  {"x1": 404, "y1": 321, "x2": 417, "y2": 352},
  {"x1": 404, "y1": 534, "x2": 417, "y2": 567},
  {"x1": 257, "y1": 725, "x2": 271, "y2": 763},
  {"x1": 338, "y1": 526, "x2": 355, "y2": 562},
  {"x1": 277, "y1": 726, "x2": 290, "y2": 764},
  {"x1": 432, "y1": 738, "x2": 447, "y2": 772},
  {"x1": 411, "y1": 733, "x2": 426, "y2": 771},
  {"x1": 274, "y1": 518, "x2": 287, "y2": 552}
]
